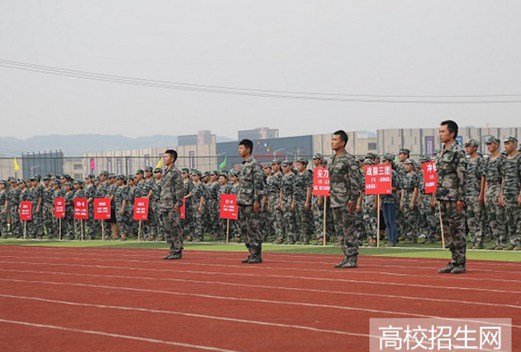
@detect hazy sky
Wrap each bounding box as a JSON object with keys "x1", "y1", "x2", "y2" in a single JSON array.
[{"x1": 1, "y1": 0, "x2": 520, "y2": 139}]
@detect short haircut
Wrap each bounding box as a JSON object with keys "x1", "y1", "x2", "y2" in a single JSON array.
[
  {"x1": 165, "y1": 149, "x2": 178, "y2": 162},
  {"x1": 333, "y1": 130, "x2": 348, "y2": 146},
  {"x1": 239, "y1": 139, "x2": 253, "y2": 153},
  {"x1": 440, "y1": 120, "x2": 459, "y2": 139}
]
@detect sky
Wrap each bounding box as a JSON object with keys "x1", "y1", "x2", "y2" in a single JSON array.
[{"x1": 1, "y1": 0, "x2": 520, "y2": 140}]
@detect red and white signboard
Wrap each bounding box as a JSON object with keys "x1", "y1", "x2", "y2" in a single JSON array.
[
  {"x1": 133, "y1": 197, "x2": 149, "y2": 221},
  {"x1": 54, "y1": 198, "x2": 65, "y2": 218},
  {"x1": 422, "y1": 161, "x2": 438, "y2": 194},
  {"x1": 365, "y1": 165, "x2": 393, "y2": 195},
  {"x1": 220, "y1": 194, "x2": 238, "y2": 220},
  {"x1": 74, "y1": 198, "x2": 89, "y2": 220},
  {"x1": 94, "y1": 198, "x2": 111, "y2": 220},
  {"x1": 312, "y1": 167, "x2": 331, "y2": 196},
  {"x1": 19, "y1": 201, "x2": 32, "y2": 221},
  {"x1": 180, "y1": 198, "x2": 186, "y2": 220}
]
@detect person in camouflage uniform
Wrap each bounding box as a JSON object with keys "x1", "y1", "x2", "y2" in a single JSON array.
[
  {"x1": 83, "y1": 175, "x2": 98, "y2": 240},
  {"x1": 380, "y1": 154, "x2": 401, "y2": 247},
  {"x1": 207, "y1": 171, "x2": 221, "y2": 239},
  {"x1": 41, "y1": 176, "x2": 55, "y2": 238},
  {"x1": 499, "y1": 136, "x2": 521, "y2": 250},
  {"x1": 279, "y1": 160, "x2": 297, "y2": 244},
  {"x1": 261, "y1": 164, "x2": 273, "y2": 241},
  {"x1": 95, "y1": 171, "x2": 111, "y2": 239},
  {"x1": 360, "y1": 159, "x2": 378, "y2": 246},
  {"x1": 73, "y1": 180, "x2": 87, "y2": 239},
  {"x1": 180, "y1": 168, "x2": 194, "y2": 240},
  {"x1": 153, "y1": 168, "x2": 163, "y2": 240},
  {"x1": 113, "y1": 175, "x2": 130, "y2": 240},
  {"x1": 7, "y1": 179, "x2": 21, "y2": 238},
  {"x1": 51, "y1": 178, "x2": 64, "y2": 239},
  {"x1": 483, "y1": 137, "x2": 507, "y2": 250},
  {"x1": 217, "y1": 172, "x2": 232, "y2": 240},
  {"x1": 417, "y1": 156, "x2": 437, "y2": 243},
  {"x1": 190, "y1": 169, "x2": 206, "y2": 241},
  {"x1": 158, "y1": 149, "x2": 185, "y2": 260},
  {"x1": 400, "y1": 159, "x2": 419, "y2": 243},
  {"x1": 228, "y1": 170, "x2": 242, "y2": 242},
  {"x1": 30, "y1": 176, "x2": 44, "y2": 239},
  {"x1": 433, "y1": 120, "x2": 467, "y2": 274},
  {"x1": 463, "y1": 139, "x2": 485, "y2": 249},
  {"x1": 63, "y1": 182, "x2": 75, "y2": 240},
  {"x1": 267, "y1": 159, "x2": 284, "y2": 244},
  {"x1": 18, "y1": 180, "x2": 30, "y2": 237},
  {"x1": 395, "y1": 148, "x2": 410, "y2": 240},
  {"x1": 0, "y1": 180, "x2": 7, "y2": 238},
  {"x1": 126, "y1": 176, "x2": 138, "y2": 238},
  {"x1": 329, "y1": 130, "x2": 361, "y2": 268},
  {"x1": 237, "y1": 139, "x2": 265, "y2": 263},
  {"x1": 142, "y1": 167, "x2": 158, "y2": 240},
  {"x1": 311, "y1": 154, "x2": 327, "y2": 244},
  {"x1": 293, "y1": 158, "x2": 313, "y2": 244}
]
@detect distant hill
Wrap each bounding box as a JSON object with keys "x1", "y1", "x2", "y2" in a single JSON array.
[{"x1": 0, "y1": 134, "x2": 235, "y2": 157}]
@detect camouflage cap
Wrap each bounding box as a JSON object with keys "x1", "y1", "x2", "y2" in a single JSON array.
[
  {"x1": 73, "y1": 179, "x2": 80, "y2": 184},
  {"x1": 464, "y1": 139, "x2": 480, "y2": 147},
  {"x1": 42, "y1": 176, "x2": 50, "y2": 181},
  {"x1": 295, "y1": 157, "x2": 308, "y2": 165},
  {"x1": 321, "y1": 159, "x2": 328, "y2": 166},
  {"x1": 28, "y1": 177, "x2": 36, "y2": 181},
  {"x1": 398, "y1": 148, "x2": 410, "y2": 155},
  {"x1": 363, "y1": 158, "x2": 375, "y2": 165},
  {"x1": 85, "y1": 174, "x2": 95, "y2": 179},
  {"x1": 99, "y1": 170, "x2": 109, "y2": 176},
  {"x1": 0, "y1": 180, "x2": 7, "y2": 185},
  {"x1": 18, "y1": 179, "x2": 26, "y2": 185},
  {"x1": 263, "y1": 162, "x2": 272, "y2": 168},
  {"x1": 181, "y1": 168, "x2": 189, "y2": 173},
  {"x1": 203, "y1": 171, "x2": 210, "y2": 177},
  {"x1": 154, "y1": 168, "x2": 163, "y2": 173},
  {"x1": 116, "y1": 174, "x2": 125, "y2": 180},
  {"x1": 272, "y1": 158, "x2": 282, "y2": 165},
  {"x1": 135, "y1": 169, "x2": 144, "y2": 175},
  {"x1": 281, "y1": 160, "x2": 292, "y2": 166},
  {"x1": 229, "y1": 169, "x2": 239, "y2": 177},
  {"x1": 403, "y1": 158, "x2": 414, "y2": 165},
  {"x1": 218, "y1": 172, "x2": 229, "y2": 178},
  {"x1": 312, "y1": 153, "x2": 324, "y2": 160},
  {"x1": 145, "y1": 167, "x2": 153, "y2": 173},
  {"x1": 64, "y1": 182, "x2": 72, "y2": 187},
  {"x1": 108, "y1": 173, "x2": 116, "y2": 179},
  {"x1": 127, "y1": 176, "x2": 135, "y2": 182},
  {"x1": 209, "y1": 170, "x2": 217, "y2": 176},
  {"x1": 503, "y1": 136, "x2": 518, "y2": 144},
  {"x1": 382, "y1": 153, "x2": 395, "y2": 162},
  {"x1": 8, "y1": 177, "x2": 17, "y2": 183},
  {"x1": 485, "y1": 136, "x2": 500, "y2": 145},
  {"x1": 365, "y1": 152, "x2": 378, "y2": 160},
  {"x1": 419, "y1": 155, "x2": 431, "y2": 163}
]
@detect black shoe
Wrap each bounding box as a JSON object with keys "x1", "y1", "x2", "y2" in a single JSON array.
[
  {"x1": 163, "y1": 253, "x2": 182, "y2": 260},
  {"x1": 241, "y1": 256, "x2": 252, "y2": 263},
  {"x1": 451, "y1": 266, "x2": 466, "y2": 274},
  {"x1": 242, "y1": 256, "x2": 263, "y2": 264},
  {"x1": 334, "y1": 260, "x2": 357, "y2": 268},
  {"x1": 438, "y1": 262, "x2": 455, "y2": 273}
]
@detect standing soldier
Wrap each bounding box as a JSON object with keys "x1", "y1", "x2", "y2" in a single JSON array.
[
  {"x1": 237, "y1": 139, "x2": 265, "y2": 263},
  {"x1": 396, "y1": 148, "x2": 410, "y2": 240},
  {"x1": 84, "y1": 175, "x2": 98, "y2": 240},
  {"x1": 107, "y1": 174, "x2": 118, "y2": 239},
  {"x1": 158, "y1": 149, "x2": 184, "y2": 260},
  {"x1": 293, "y1": 158, "x2": 313, "y2": 245},
  {"x1": 311, "y1": 154, "x2": 326, "y2": 244},
  {"x1": 7, "y1": 179, "x2": 21, "y2": 238},
  {"x1": 126, "y1": 176, "x2": 138, "y2": 238},
  {"x1": 95, "y1": 171, "x2": 111, "y2": 240},
  {"x1": 464, "y1": 139, "x2": 485, "y2": 249},
  {"x1": 31, "y1": 176, "x2": 44, "y2": 239},
  {"x1": 207, "y1": 171, "x2": 221, "y2": 239},
  {"x1": 217, "y1": 172, "x2": 232, "y2": 240},
  {"x1": 114, "y1": 175, "x2": 129, "y2": 240},
  {"x1": 63, "y1": 182, "x2": 75, "y2": 240},
  {"x1": 483, "y1": 137, "x2": 507, "y2": 250},
  {"x1": 144, "y1": 167, "x2": 158, "y2": 240},
  {"x1": 73, "y1": 180, "x2": 86, "y2": 239},
  {"x1": 153, "y1": 168, "x2": 163, "y2": 240},
  {"x1": 228, "y1": 170, "x2": 242, "y2": 242},
  {"x1": 329, "y1": 130, "x2": 361, "y2": 268},
  {"x1": 499, "y1": 136, "x2": 521, "y2": 250},
  {"x1": 261, "y1": 164, "x2": 273, "y2": 241},
  {"x1": 0, "y1": 180, "x2": 7, "y2": 237},
  {"x1": 267, "y1": 159, "x2": 284, "y2": 244},
  {"x1": 400, "y1": 159, "x2": 419, "y2": 244},
  {"x1": 432, "y1": 120, "x2": 467, "y2": 274},
  {"x1": 190, "y1": 170, "x2": 206, "y2": 242},
  {"x1": 180, "y1": 168, "x2": 194, "y2": 241},
  {"x1": 51, "y1": 178, "x2": 64, "y2": 238},
  {"x1": 42, "y1": 176, "x2": 55, "y2": 238},
  {"x1": 279, "y1": 160, "x2": 296, "y2": 244},
  {"x1": 360, "y1": 159, "x2": 378, "y2": 246},
  {"x1": 417, "y1": 156, "x2": 437, "y2": 244}
]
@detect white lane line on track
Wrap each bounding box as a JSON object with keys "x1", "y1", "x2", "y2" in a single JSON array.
[
  {"x1": 2, "y1": 268, "x2": 520, "y2": 310},
  {"x1": 0, "y1": 293, "x2": 370, "y2": 338},
  {"x1": 0, "y1": 277, "x2": 518, "y2": 330},
  {"x1": 0, "y1": 259, "x2": 519, "y2": 295},
  {"x1": 0, "y1": 318, "x2": 239, "y2": 352}
]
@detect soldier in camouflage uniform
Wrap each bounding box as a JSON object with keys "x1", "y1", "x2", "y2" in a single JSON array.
[
  {"x1": 51, "y1": 178, "x2": 64, "y2": 239},
  {"x1": 217, "y1": 172, "x2": 232, "y2": 240},
  {"x1": 400, "y1": 159, "x2": 419, "y2": 243},
  {"x1": 153, "y1": 168, "x2": 163, "y2": 240},
  {"x1": 360, "y1": 159, "x2": 377, "y2": 246},
  {"x1": 63, "y1": 182, "x2": 75, "y2": 239},
  {"x1": 83, "y1": 175, "x2": 98, "y2": 239},
  {"x1": 113, "y1": 175, "x2": 130, "y2": 240},
  {"x1": 190, "y1": 169, "x2": 206, "y2": 241},
  {"x1": 380, "y1": 154, "x2": 401, "y2": 247},
  {"x1": 144, "y1": 167, "x2": 159, "y2": 240},
  {"x1": 181, "y1": 168, "x2": 194, "y2": 240},
  {"x1": 126, "y1": 176, "x2": 138, "y2": 238},
  {"x1": 7, "y1": 179, "x2": 21, "y2": 238},
  {"x1": 30, "y1": 176, "x2": 44, "y2": 239},
  {"x1": 499, "y1": 136, "x2": 521, "y2": 250},
  {"x1": 237, "y1": 139, "x2": 265, "y2": 263},
  {"x1": 483, "y1": 137, "x2": 507, "y2": 250},
  {"x1": 433, "y1": 120, "x2": 467, "y2": 274},
  {"x1": 279, "y1": 160, "x2": 297, "y2": 244},
  {"x1": 207, "y1": 171, "x2": 221, "y2": 239},
  {"x1": 293, "y1": 158, "x2": 313, "y2": 244},
  {"x1": 267, "y1": 159, "x2": 284, "y2": 244},
  {"x1": 73, "y1": 180, "x2": 87, "y2": 239},
  {"x1": 107, "y1": 174, "x2": 119, "y2": 239},
  {"x1": 159, "y1": 149, "x2": 185, "y2": 260},
  {"x1": 463, "y1": 139, "x2": 485, "y2": 249},
  {"x1": 41, "y1": 176, "x2": 55, "y2": 238},
  {"x1": 417, "y1": 156, "x2": 437, "y2": 243},
  {"x1": 311, "y1": 154, "x2": 327, "y2": 244},
  {"x1": 228, "y1": 170, "x2": 242, "y2": 242},
  {"x1": 329, "y1": 130, "x2": 361, "y2": 268},
  {"x1": 261, "y1": 164, "x2": 273, "y2": 241},
  {"x1": 95, "y1": 171, "x2": 111, "y2": 239},
  {"x1": 0, "y1": 180, "x2": 7, "y2": 237},
  {"x1": 395, "y1": 148, "x2": 410, "y2": 240}
]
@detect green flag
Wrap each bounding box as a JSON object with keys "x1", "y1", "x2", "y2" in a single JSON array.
[{"x1": 218, "y1": 156, "x2": 227, "y2": 170}]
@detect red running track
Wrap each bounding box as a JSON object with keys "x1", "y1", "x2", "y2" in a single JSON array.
[{"x1": 0, "y1": 246, "x2": 519, "y2": 351}]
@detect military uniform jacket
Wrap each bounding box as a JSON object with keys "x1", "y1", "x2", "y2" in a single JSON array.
[
  {"x1": 465, "y1": 156, "x2": 484, "y2": 197},
  {"x1": 280, "y1": 173, "x2": 296, "y2": 200},
  {"x1": 158, "y1": 165, "x2": 184, "y2": 212},
  {"x1": 114, "y1": 186, "x2": 129, "y2": 210},
  {"x1": 328, "y1": 150, "x2": 361, "y2": 208},
  {"x1": 435, "y1": 140, "x2": 467, "y2": 202},
  {"x1": 293, "y1": 171, "x2": 313, "y2": 202},
  {"x1": 501, "y1": 153, "x2": 521, "y2": 197},
  {"x1": 237, "y1": 156, "x2": 265, "y2": 206},
  {"x1": 8, "y1": 188, "x2": 20, "y2": 210},
  {"x1": 484, "y1": 154, "x2": 505, "y2": 185}
]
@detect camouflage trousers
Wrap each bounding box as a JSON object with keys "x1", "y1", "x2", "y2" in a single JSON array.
[
  {"x1": 42, "y1": 204, "x2": 55, "y2": 238},
  {"x1": 63, "y1": 215, "x2": 74, "y2": 240},
  {"x1": 143, "y1": 205, "x2": 159, "y2": 240},
  {"x1": 268, "y1": 196, "x2": 284, "y2": 242},
  {"x1": 486, "y1": 184, "x2": 506, "y2": 246},
  {"x1": 439, "y1": 200, "x2": 467, "y2": 266},
  {"x1": 116, "y1": 210, "x2": 130, "y2": 236},
  {"x1": 418, "y1": 195, "x2": 436, "y2": 240},
  {"x1": 181, "y1": 202, "x2": 194, "y2": 239},
  {"x1": 294, "y1": 200, "x2": 313, "y2": 243},
  {"x1": 465, "y1": 195, "x2": 484, "y2": 246},
  {"x1": 503, "y1": 195, "x2": 521, "y2": 247},
  {"x1": 159, "y1": 209, "x2": 183, "y2": 254},
  {"x1": 280, "y1": 198, "x2": 296, "y2": 243},
  {"x1": 362, "y1": 195, "x2": 377, "y2": 240},
  {"x1": 331, "y1": 206, "x2": 358, "y2": 261},
  {"x1": 9, "y1": 207, "x2": 21, "y2": 238},
  {"x1": 29, "y1": 210, "x2": 43, "y2": 238},
  {"x1": 238, "y1": 205, "x2": 263, "y2": 259},
  {"x1": 191, "y1": 206, "x2": 204, "y2": 240},
  {"x1": 402, "y1": 193, "x2": 418, "y2": 241},
  {"x1": 355, "y1": 210, "x2": 366, "y2": 242},
  {"x1": 206, "y1": 199, "x2": 219, "y2": 236},
  {"x1": 0, "y1": 211, "x2": 6, "y2": 237}
]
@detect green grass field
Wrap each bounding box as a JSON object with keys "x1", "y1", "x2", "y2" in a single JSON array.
[{"x1": 1, "y1": 239, "x2": 520, "y2": 262}]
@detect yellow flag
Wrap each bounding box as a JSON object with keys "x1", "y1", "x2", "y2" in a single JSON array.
[
  {"x1": 155, "y1": 158, "x2": 163, "y2": 169},
  {"x1": 13, "y1": 158, "x2": 20, "y2": 172}
]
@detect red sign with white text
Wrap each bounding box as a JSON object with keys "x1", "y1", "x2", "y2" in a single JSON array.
[
  {"x1": 220, "y1": 194, "x2": 238, "y2": 220},
  {"x1": 365, "y1": 165, "x2": 393, "y2": 195},
  {"x1": 20, "y1": 201, "x2": 32, "y2": 221},
  {"x1": 54, "y1": 198, "x2": 65, "y2": 218},
  {"x1": 312, "y1": 167, "x2": 331, "y2": 196},
  {"x1": 94, "y1": 198, "x2": 111, "y2": 220},
  {"x1": 74, "y1": 198, "x2": 89, "y2": 220},
  {"x1": 422, "y1": 161, "x2": 438, "y2": 194},
  {"x1": 133, "y1": 197, "x2": 149, "y2": 221}
]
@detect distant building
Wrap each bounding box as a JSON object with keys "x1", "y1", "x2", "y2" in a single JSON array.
[
  {"x1": 178, "y1": 130, "x2": 215, "y2": 146},
  {"x1": 238, "y1": 127, "x2": 279, "y2": 141}
]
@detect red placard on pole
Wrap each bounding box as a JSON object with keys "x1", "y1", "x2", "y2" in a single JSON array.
[
  {"x1": 180, "y1": 198, "x2": 186, "y2": 220},
  {"x1": 19, "y1": 201, "x2": 33, "y2": 221},
  {"x1": 54, "y1": 198, "x2": 65, "y2": 218},
  {"x1": 422, "y1": 161, "x2": 438, "y2": 194},
  {"x1": 220, "y1": 194, "x2": 238, "y2": 220},
  {"x1": 365, "y1": 165, "x2": 393, "y2": 195},
  {"x1": 74, "y1": 198, "x2": 89, "y2": 220},
  {"x1": 133, "y1": 197, "x2": 149, "y2": 221},
  {"x1": 94, "y1": 198, "x2": 111, "y2": 220},
  {"x1": 312, "y1": 167, "x2": 331, "y2": 196}
]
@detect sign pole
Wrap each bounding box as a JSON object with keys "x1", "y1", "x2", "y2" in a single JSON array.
[
  {"x1": 138, "y1": 220, "x2": 142, "y2": 241},
  {"x1": 322, "y1": 197, "x2": 327, "y2": 246},
  {"x1": 226, "y1": 219, "x2": 230, "y2": 244},
  {"x1": 59, "y1": 218, "x2": 62, "y2": 240},
  {"x1": 80, "y1": 219, "x2": 84, "y2": 241},
  {"x1": 23, "y1": 221, "x2": 26, "y2": 239},
  {"x1": 438, "y1": 202, "x2": 445, "y2": 249},
  {"x1": 377, "y1": 195, "x2": 381, "y2": 248},
  {"x1": 101, "y1": 220, "x2": 105, "y2": 241}
]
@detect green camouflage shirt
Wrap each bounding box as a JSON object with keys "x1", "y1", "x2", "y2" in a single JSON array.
[
  {"x1": 435, "y1": 140, "x2": 467, "y2": 202},
  {"x1": 483, "y1": 154, "x2": 505, "y2": 184},
  {"x1": 158, "y1": 166, "x2": 184, "y2": 211},
  {"x1": 465, "y1": 155, "x2": 484, "y2": 197},
  {"x1": 237, "y1": 156, "x2": 265, "y2": 206},
  {"x1": 328, "y1": 150, "x2": 361, "y2": 208},
  {"x1": 293, "y1": 170, "x2": 313, "y2": 202},
  {"x1": 501, "y1": 153, "x2": 521, "y2": 197}
]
